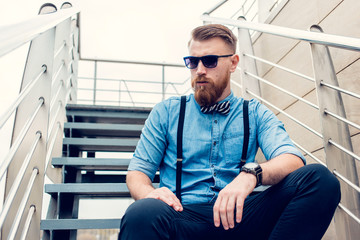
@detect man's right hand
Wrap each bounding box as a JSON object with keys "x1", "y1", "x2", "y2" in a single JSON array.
[{"x1": 145, "y1": 187, "x2": 183, "y2": 212}]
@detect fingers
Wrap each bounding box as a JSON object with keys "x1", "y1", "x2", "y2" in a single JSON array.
[
  {"x1": 214, "y1": 195, "x2": 238, "y2": 230},
  {"x1": 227, "y1": 196, "x2": 236, "y2": 228},
  {"x1": 213, "y1": 191, "x2": 246, "y2": 230},
  {"x1": 145, "y1": 187, "x2": 183, "y2": 211},
  {"x1": 236, "y1": 197, "x2": 244, "y2": 223},
  {"x1": 219, "y1": 197, "x2": 230, "y2": 230},
  {"x1": 213, "y1": 197, "x2": 221, "y2": 228}
]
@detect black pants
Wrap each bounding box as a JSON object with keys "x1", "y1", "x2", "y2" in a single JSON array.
[{"x1": 119, "y1": 164, "x2": 340, "y2": 240}]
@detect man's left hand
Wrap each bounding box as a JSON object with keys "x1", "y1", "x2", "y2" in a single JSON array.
[{"x1": 213, "y1": 172, "x2": 257, "y2": 230}]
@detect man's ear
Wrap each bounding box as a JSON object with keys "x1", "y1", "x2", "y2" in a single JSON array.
[{"x1": 230, "y1": 54, "x2": 240, "y2": 73}]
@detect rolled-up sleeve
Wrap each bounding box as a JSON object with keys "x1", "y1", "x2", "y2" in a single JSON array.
[
  {"x1": 128, "y1": 101, "x2": 169, "y2": 181},
  {"x1": 253, "y1": 100, "x2": 306, "y2": 164}
]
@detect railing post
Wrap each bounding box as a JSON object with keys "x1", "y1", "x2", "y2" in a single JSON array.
[
  {"x1": 310, "y1": 25, "x2": 360, "y2": 240},
  {"x1": 237, "y1": 17, "x2": 261, "y2": 100},
  {"x1": 162, "y1": 65, "x2": 165, "y2": 101},
  {"x1": 93, "y1": 60, "x2": 98, "y2": 105},
  {"x1": 46, "y1": 1, "x2": 79, "y2": 188}
]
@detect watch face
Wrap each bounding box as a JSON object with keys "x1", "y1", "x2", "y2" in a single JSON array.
[{"x1": 245, "y1": 162, "x2": 258, "y2": 169}]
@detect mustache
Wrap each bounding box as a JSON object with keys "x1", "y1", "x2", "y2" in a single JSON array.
[{"x1": 191, "y1": 76, "x2": 213, "y2": 86}]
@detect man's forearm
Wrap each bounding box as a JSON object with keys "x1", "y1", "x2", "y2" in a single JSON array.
[
  {"x1": 261, "y1": 153, "x2": 304, "y2": 186},
  {"x1": 126, "y1": 170, "x2": 155, "y2": 200}
]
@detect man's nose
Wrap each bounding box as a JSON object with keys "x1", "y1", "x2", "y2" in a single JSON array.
[{"x1": 196, "y1": 60, "x2": 207, "y2": 75}]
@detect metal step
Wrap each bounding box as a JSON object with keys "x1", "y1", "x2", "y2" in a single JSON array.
[
  {"x1": 40, "y1": 219, "x2": 121, "y2": 230},
  {"x1": 62, "y1": 137, "x2": 139, "y2": 152},
  {"x1": 66, "y1": 104, "x2": 151, "y2": 124},
  {"x1": 64, "y1": 122, "x2": 143, "y2": 138},
  {"x1": 52, "y1": 157, "x2": 131, "y2": 170},
  {"x1": 45, "y1": 183, "x2": 131, "y2": 197}
]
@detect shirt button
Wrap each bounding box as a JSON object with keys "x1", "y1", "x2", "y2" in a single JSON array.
[
  {"x1": 213, "y1": 141, "x2": 217, "y2": 146},
  {"x1": 214, "y1": 120, "x2": 218, "y2": 124},
  {"x1": 214, "y1": 172, "x2": 217, "y2": 176}
]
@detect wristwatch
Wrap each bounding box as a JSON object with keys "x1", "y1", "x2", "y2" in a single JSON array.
[{"x1": 241, "y1": 162, "x2": 263, "y2": 187}]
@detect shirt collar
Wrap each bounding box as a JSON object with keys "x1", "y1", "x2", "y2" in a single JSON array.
[{"x1": 219, "y1": 91, "x2": 235, "y2": 104}]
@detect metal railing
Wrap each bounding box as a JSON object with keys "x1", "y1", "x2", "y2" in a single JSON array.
[
  {"x1": 0, "y1": 0, "x2": 358, "y2": 239},
  {"x1": 0, "y1": 3, "x2": 79, "y2": 239},
  {"x1": 204, "y1": 2, "x2": 360, "y2": 238},
  {"x1": 77, "y1": 58, "x2": 190, "y2": 107},
  {"x1": 203, "y1": 0, "x2": 288, "y2": 24}
]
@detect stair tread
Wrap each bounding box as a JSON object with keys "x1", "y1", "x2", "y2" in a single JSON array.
[
  {"x1": 45, "y1": 183, "x2": 130, "y2": 196},
  {"x1": 65, "y1": 122, "x2": 143, "y2": 130},
  {"x1": 52, "y1": 157, "x2": 131, "y2": 170},
  {"x1": 45, "y1": 183, "x2": 159, "y2": 195},
  {"x1": 63, "y1": 137, "x2": 139, "y2": 152},
  {"x1": 66, "y1": 104, "x2": 151, "y2": 124},
  {"x1": 40, "y1": 218, "x2": 121, "y2": 230},
  {"x1": 64, "y1": 122, "x2": 143, "y2": 138}
]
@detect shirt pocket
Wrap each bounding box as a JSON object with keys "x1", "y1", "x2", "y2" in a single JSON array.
[{"x1": 222, "y1": 129, "x2": 244, "y2": 164}]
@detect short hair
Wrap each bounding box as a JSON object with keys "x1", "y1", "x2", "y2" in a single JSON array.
[{"x1": 189, "y1": 24, "x2": 237, "y2": 53}]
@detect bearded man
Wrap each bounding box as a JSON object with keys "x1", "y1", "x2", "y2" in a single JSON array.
[{"x1": 118, "y1": 24, "x2": 340, "y2": 240}]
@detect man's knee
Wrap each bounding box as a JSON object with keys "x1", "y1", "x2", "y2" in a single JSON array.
[
  {"x1": 119, "y1": 198, "x2": 175, "y2": 240},
  {"x1": 121, "y1": 198, "x2": 171, "y2": 227},
  {"x1": 296, "y1": 164, "x2": 341, "y2": 206}
]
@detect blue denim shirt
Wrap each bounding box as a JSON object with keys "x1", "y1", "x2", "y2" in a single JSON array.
[{"x1": 128, "y1": 92, "x2": 305, "y2": 204}]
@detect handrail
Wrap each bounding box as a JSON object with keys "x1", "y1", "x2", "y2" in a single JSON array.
[
  {"x1": 292, "y1": 140, "x2": 326, "y2": 167},
  {"x1": 7, "y1": 168, "x2": 39, "y2": 240},
  {"x1": 77, "y1": 99, "x2": 158, "y2": 106},
  {"x1": 45, "y1": 122, "x2": 61, "y2": 171},
  {"x1": 333, "y1": 170, "x2": 360, "y2": 194},
  {"x1": 247, "y1": 89, "x2": 323, "y2": 138},
  {"x1": 328, "y1": 139, "x2": 360, "y2": 162},
  {"x1": 203, "y1": 0, "x2": 228, "y2": 15},
  {"x1": 201, "y1": 15, "x2": 360, "y2": 51},
  {"x1": 244, "y1": 0, "x2": 257, "y2": 17},
  {"x1": 54, "y1": 41, "x2": 66, "y2": 59},
  {"x1": 78, "y1": 87, "x2": 179, "y2": 95},
  {"x1": 50, "y1": 80, "x2": 64, "y2": 111},
  {"x1": 0, "y1": 132, "x2": 41, "y2": 228},
  {"x1": 20, "y1": 205, "x2": 36, "y2": 240},
  {"x1": 244, "y1": 53, "x2": 315, "y2": 83},
  {"x1": 52, "y1": 61, "x2": 65, "y2": 83},
  {"x1": 325, "y1": 109, "x2": 360, "y2": 131},
  {"x1": 0, "y1": 98, "x2": 44, "y2": 181},
  {"x1": 338, "y1": 203, "x2": 360, "y2": 225},
  {"x1": 80, "y1": 57, "x2": 184, "y2": 68},
  {"x1": 0, "y1": 7, "x2": 80, "y2": 57},
  {"x1": 244, "y1": 70, "x2": 319, "y2": 110},
  {"x1": 78, "y1": 76, "x2": 187, "y2": 85},
  {"x1": 230, "y1": 79, "x2": 243, "y2": 89},
  {"x1": 47, "y1": 101, "x2": 62, "y2": 140},
  {"x1": 320, "y1": 81, "x2": 360, "y2": 100},
  {"x1": 0, "y1": 65, "x2": 46, "y2": 129}
]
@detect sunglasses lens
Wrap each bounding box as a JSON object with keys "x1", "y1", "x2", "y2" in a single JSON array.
[
  {"x1": 184, "y1": 57, "x2": 199, "y2": 69},
  {"x1": 202, "y1": 56, "x2": 218, "y2": 68}
]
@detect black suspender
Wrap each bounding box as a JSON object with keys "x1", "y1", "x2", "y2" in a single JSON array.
[
  {"x1": 176, "y1": 96, "x2": 186, "y2": 202},
  {"x1": 240, "y1": 100, "x2": 249, "y2": 170},
  {"x1": 175, "y1": 97, "x2": 250, "y2": 202}
]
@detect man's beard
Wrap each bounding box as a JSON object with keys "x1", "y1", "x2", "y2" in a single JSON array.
[{"x1": 191, "y1": 73, "x2": 229, "y2": 107}]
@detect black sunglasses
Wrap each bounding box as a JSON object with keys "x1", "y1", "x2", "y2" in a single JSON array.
[{"x1": 183, "y1": 54, "x2": 233, "y2": 69}]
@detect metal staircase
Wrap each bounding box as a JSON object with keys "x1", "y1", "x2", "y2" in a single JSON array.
[{"x1": 41, "y1": 104, "x2": 152, "y2": 239}]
